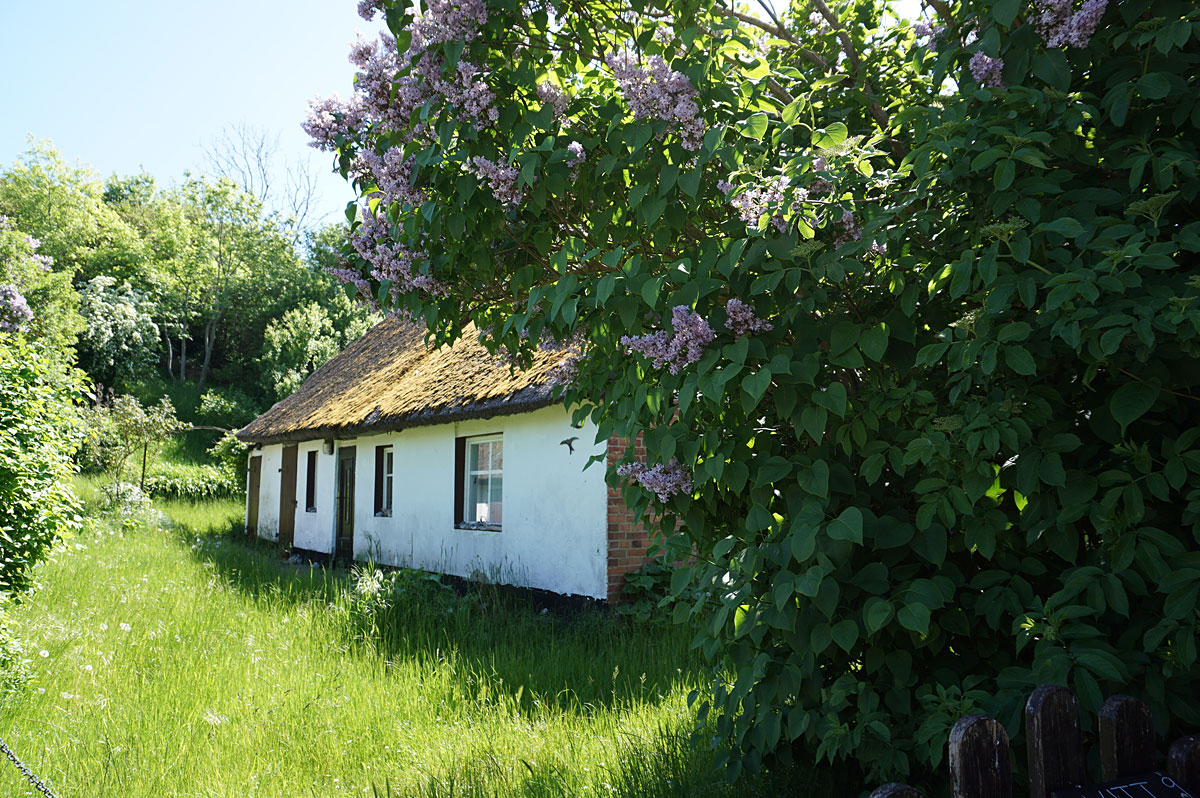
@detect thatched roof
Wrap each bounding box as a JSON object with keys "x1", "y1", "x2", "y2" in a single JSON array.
[{"x1": 236, "y1": 317, "x2": 568, "y2": 445}]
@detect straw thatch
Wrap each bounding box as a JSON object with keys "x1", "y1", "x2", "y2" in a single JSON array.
[{"x1": 236, "y1": 316, "x2": 569, "y2": 444}]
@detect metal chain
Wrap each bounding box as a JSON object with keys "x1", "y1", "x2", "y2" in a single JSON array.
[{"x1": 0, "y1": 737, "x2": 59, "y2": 798}]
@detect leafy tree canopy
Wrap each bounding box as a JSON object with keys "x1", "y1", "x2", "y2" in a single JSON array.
[{"x1": 310, "y1": 0, "x2": 1200, "y2": 785}]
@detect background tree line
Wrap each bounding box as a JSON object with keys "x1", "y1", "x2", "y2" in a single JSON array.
[{"x1": 0, "y1": 139, "x2": 373, "y2": 425}]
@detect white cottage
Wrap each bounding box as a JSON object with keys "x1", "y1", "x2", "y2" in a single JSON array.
[{"x1": 236, "y1": 317, "x2": 651, "y2": 601}]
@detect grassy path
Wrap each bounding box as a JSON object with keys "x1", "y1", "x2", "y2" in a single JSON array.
[{"x1": 0, "y1": 501, "x2": 829, "y2": 797}]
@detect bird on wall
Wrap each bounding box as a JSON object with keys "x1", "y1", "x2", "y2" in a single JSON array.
[{"x1": 560, "y1": 436, "x2": 579, "y2": 454}]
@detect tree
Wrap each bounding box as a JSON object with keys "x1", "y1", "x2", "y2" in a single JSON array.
[
  {"x1": 0, "y1": 334, "x2": 82, "y2": 594},
  {"x1": 81, "y1": 394, "x2": 185, "y2": 499},
  {"x1": 202, "y1": 122, "x2": 323, "y2": 238},
  {"x1": 0, "y1": 215, "x2": 84, "y2": 367},
  {"x1": 77, "y1": 276, "x2": 160, "y2": 389},
  {"x1": 258, "y1": 298, "x2": 372, "y2": 402},
  {"x1": 308, "y1": 0, "x2": 1200, "y2": 785}
]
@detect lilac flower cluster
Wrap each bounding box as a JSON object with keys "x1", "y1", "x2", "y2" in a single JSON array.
[
  {"x1": 1034, "y1": 0, "x2": 1108, "y2": 48},
  {"x1": 536, "y1": 81, "x2": 569, "y2": 119},
  {"x1": 303, "y1": 93, "x2": 367, "y2": 152},
  {"x1": 410, "y1": 0, "x2": 488, "y2": 50},
  {"x1": 539, "y1": 329, "x2": 585, "y2": 386},
  {"x1": 357, "y1": 0, "x2": 384, "y2": 21},
  {"x1": 620, "y1": 306, "x2": 715, "y2": 374},
  {"x1": 724, "y1": 298, "x2": 773, "y2": 338},
  {"x1": 0, "y1": 215, "x2": 9, "y2": 231},
  {"x1": 834, "y1": 209, "x2": 863, "y2": 248},
  {"x1": 0, "y1": 284, "x2": 33, "y2": 333},
  {"x1": 306, "y1": 32, "x2": 496, "y2": 155},
  {"x1": 969, "y1": 52, "x2": 1005, "y2": 89},
  {"x1": 808, "y1": 155, "x2": 832, "y2": 195},
  {"x1": 912, "y1": 21, "x2": 945, "y2": 41},
  {"x1": 566, "y1": 141, "x2": 586, "y2": 178},
  {"x1": 722, "y1": 176, "x2": 809, "y2": 233},
  {"x1": 352, "y1": 147, "x2": 427, "y2": 207},
  {"x1": 329, "y1": 267, "x2": 380, "y2": 311},
  {"x1": 617, "y1": 458, "x2": 693, "y2": 503},
  {"x1": 468, "y1": 157, "x2": 523, "y2": 207},
  {"x1": 349, "y1": 208, "x2": 447, "y2": 297},
  {"x1": 606, "y1": 53, "x2": 705, "y2": 151}
]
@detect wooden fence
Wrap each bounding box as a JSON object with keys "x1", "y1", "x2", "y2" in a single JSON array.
[{"x1": 871, "y1": 685, "x2": 1200, "y2": 798}]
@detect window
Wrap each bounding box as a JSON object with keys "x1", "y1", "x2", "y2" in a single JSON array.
[
  {"x1": 374, "y1": 445, "x2": 393, "y2": 516},
  {"x1": 456, "y1": 435, "x2": 502, "y2": 528},
  {"x1": 305, "y1": 450, "x2": 317, "y2": 512}
]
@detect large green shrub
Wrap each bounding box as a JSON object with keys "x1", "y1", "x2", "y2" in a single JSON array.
[
  {"x1": 308, "y1": 0, "x2": 1200, "y2": 784},
  {"x1": 0, "y1": 335, "x2": 82, "y2": 593}
]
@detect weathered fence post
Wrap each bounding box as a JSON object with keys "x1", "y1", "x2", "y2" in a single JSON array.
[
  {"x1": 1099, "y1": 695, "x2": 1156, "y2": 781},
  {"x1": 869, "y1": 783, "x2": 926, "y2": 798},
  {"x1": 1167, "y1": 735, "x2": 1200, "y2": 795},
  {"x1": 949, "y1": 714, "x2": 1012, "y2": 798},
  {"x1": 1026, "y1": 684, "x2": 1086, "y2": 798}
]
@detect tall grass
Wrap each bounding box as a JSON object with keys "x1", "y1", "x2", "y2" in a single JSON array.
[{"x1": 0, "y1": 503, "x2": 835, "y2": 797}]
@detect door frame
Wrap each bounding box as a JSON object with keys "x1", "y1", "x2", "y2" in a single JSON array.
[
  {"x1": 335, "y1": 446, "x2": 357, "y2": 564},
  {"x1": 278, "y1": 444, "x2": 298, "y2": 550},
  {"x1": 246, "y1": 454, "x2": 262, "y2": 537}
]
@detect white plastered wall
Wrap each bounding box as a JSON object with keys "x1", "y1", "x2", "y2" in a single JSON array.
[
  {"x1": 293, "y1": 441, "x2": 338, "y2": 553},
  {"x1": 349, "y1": 405, "x2": 609, "y2": 598},
  {"x1": 253, "y1": 443, "x2": 283, "y2": 542}
]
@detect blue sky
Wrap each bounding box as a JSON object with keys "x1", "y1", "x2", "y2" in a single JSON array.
[
  {"x1": 0, "y1": 1, "x2": 921, "y2": 226},
  {"x1": 0, "y1": 0, "x2": 373, "y2": 224}
]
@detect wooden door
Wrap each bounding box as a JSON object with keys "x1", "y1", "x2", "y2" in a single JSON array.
[
  {"x1": 279, "y1": 444, "x2": 298, "y2": 549},
  {"x1": 246, "y1": 455, "x2": 262, "y2": 537},
  {"x1": 336, "y1": 446, "x2": 357, "y2": 564}
]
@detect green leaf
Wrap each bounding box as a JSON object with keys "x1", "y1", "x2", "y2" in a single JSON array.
[
  {"x1": 897, "y1": 603, "x2": 931, "y2": 636},
  {"x1": 801, "y1": 405, "x2": 828, "y2": 443},
  {"x1": 1110, "y1": 381, "x2": 1160, "y2": 435},
  {"x1": 832, "y1": 619, "x2": 858, "y2": 653},
  {"x1": 864, "y1": 599, "x2": 894, "y2": 634},
  {"x1": 813, "y1": 123, "x2": 848, "y2": 149},
  {"x1": 1004, "y1": 346, "x2": 1037, "y2": 375},
  {"x1": 994, "y1": 159, "x2": 1016, "y2": 191},
  {"x1": 1137, "y1": 72, "x2": 1171, "y2": 100},
  {"x1": 812, "y1": 383, "x2": 848, "y2": 417},
  {"x1": 993, "y1": 0, "x2": 1020, "y2": 26},
  {"x1": 859, "y1": 323, "x2": 889, "y2": 361},
  {"x1": 742, "y1": 368, "x2": 772, "y2": 407},
  {"x1": 1037, "y1": 217, "x2": 1085, "y2": 238},
  {"x1": 737, "y1": 113, "x2": 769, "y2": 140},
  {"x1": 827, "y1": 507, "x2": 863, "y2": 544}
]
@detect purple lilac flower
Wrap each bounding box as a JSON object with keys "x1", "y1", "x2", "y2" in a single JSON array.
[
  {"x1": 913, "y1": 20, "x2": 945, "y2": 41},
  {"x1": 352, "y1": 147, "x2": 427, "y2": 208},
  {"x1": 349, "y1": 208, "x2": 447, "y2": 297},
  {"x1": 537, "y1": 81, "x2": 569, "y2": 118},
  {"x1": 724, "y1": 298, "x2": 773, "y2": 338},
  {"x1": 617, "y1": 458, "x2": 693, "y2": 503},
  {"x1": 303, "y1": 93, "x2": 367, "y2": 152},
  {"x1": 468, "y1": 156, "x2": 523, "y2": 208},
  {"x1": 620, "y1": 305, "x2": 715, "y2": 374},
  {"x1": 0, "y1": 215, "x2": 9, "y2": 231},
  {"x1": 969, "y1": 52, "x2": 1005, "y2": 89},
  {"x1": 358, "y1": 0, "x2": 385, "y2": 21},
  {"x1": 410, "y1": 0, "x2": 488, "y2": 50},
  {"x1": 566, "y1": 140, "x2": 586, "y2": 180},
  {"x1": 834, "y1": 209, "x2": 863, "y2": 248},
  {"x1": 606, "y1": 52, "x2": 705, "y2": 151},
  {"x1": 723, "y1": 175, "x2": 809, "y2": 233},
  {"x1": 1034, "y1": 0, "x2": 1108, "y2": 48},
  {"x1": 0, "y1": 284, "x2": 33, "y2": 333},
  {"x1": 32, "y1": 254, "x2": 53, "y2": 271}
]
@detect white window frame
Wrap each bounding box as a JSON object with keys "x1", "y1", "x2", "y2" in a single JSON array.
[
  {"x1": 463, "y1": 434, "x2": 503, "y2": 529},
  {"x1": 382, "y1": 445, "x2": 394, "y2": 515}
]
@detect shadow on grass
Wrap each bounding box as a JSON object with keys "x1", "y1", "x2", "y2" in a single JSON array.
[
  {"x1": 169, "y1": 508, "x2": 704, "y2": 716},
  {"x1": 370, "y1": 720, "x2": 847, "y2": 798}
]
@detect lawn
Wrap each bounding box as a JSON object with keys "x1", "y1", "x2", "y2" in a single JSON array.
[{"x1": 0, "y1": 499, "x2": 832, "y2": 797}]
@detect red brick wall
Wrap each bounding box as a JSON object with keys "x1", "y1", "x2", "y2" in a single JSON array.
[{"x1": 606, "y1": 433, "x2": 655, "y2": 602}]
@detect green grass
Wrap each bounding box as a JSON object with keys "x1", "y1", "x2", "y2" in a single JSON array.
[{"x1": 0, "y1": 503, "x2": 835, "y2": 797}]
